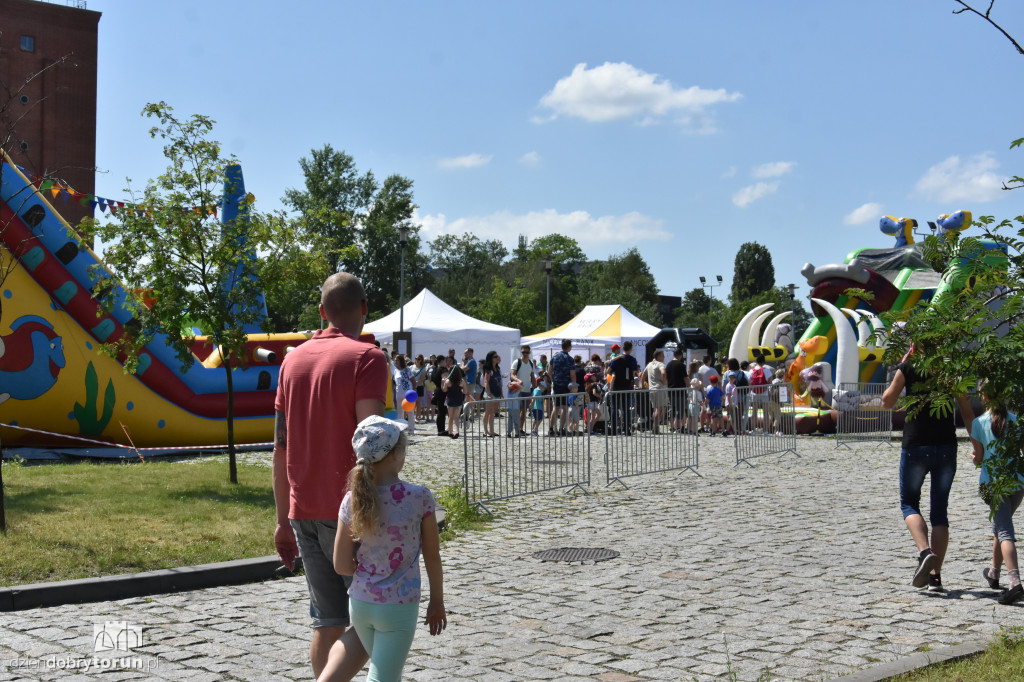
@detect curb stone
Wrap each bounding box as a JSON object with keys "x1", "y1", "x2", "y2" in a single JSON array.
[
  {"x1": 838, "y1": 640, "x2": 988, "y2": 681},
  {"x1": 0, "y1": 555, "x2": 295, "y2": 611}
]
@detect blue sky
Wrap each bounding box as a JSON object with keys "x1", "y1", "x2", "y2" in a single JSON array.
[{"x1": 88, "y1": 0, "x2": 1024, "y2": 306}]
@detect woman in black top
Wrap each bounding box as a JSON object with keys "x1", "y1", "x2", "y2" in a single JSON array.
[
  {"x1": 481, "y1": 351, "x2": 502, "y2": 437},
  {"x1": 442, "y1": 358, "x2": 468, "y2": 439},
  {"x1": 883, "y1": 346, "x2": 973, "y2": 593}
]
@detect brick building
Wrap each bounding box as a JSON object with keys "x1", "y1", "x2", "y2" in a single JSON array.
[{"x1": 0, "y1": 0, "x2": 100, "y2": 226}]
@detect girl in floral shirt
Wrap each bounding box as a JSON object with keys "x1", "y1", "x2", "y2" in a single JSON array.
[{"x1": 321, "y1": 416, "x2": 446, "y2": 682}]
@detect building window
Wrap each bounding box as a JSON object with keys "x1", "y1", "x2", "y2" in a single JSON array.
[{"x1": 20, "y1": 35, "x2": 35, "y2": 52}]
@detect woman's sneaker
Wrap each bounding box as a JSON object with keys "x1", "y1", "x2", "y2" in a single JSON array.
[
  {"x1": 913, "y1": 549, "x2": 939, "y2": 588},
  {"x1": 983, "y1": 567, "x2": 1001, "y2": 590},
  {"x1": 998, "y1": 583, "x2": 1023, "y2": 605},
  {"x1": 928, "y1": 574, "x2": 945, "y2": 593}
]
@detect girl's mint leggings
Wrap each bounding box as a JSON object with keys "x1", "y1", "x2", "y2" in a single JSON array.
[{"x1": 349, "y1": 598, "x2": 420, "y2": 682}]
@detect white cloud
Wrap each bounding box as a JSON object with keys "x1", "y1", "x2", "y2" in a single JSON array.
[
  {"x1": 721, "y1": 166, "x2": 737, "y2": 179},
  {"x1": 536, "y1": 62, "x2": 741, "y2": 130},
  {"x1": 752, "y1": 161, "x2": 795, "y2": 179},
  {"x1": 415, "y1": 208, "x2": 671, "y2": 247},
  {"x1": 732, "y1": 182, "x2": 779, "y2": 208},
  {"x1": 438, "y1": 153, "x2": 493, "y2": 170},
  {"x1": 844, "y1": 202, "x2": 884, "y2": 225},
  {"x1": 519, "y1": 151, "x2": 542, "y2": 167},
  {"x1": 914, "y1": 153, "x2": 1007, "y2": 202}
]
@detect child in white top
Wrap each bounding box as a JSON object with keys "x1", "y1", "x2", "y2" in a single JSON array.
[{"x1": 320, "y1": 416, "x2": 446, "y2": 682}]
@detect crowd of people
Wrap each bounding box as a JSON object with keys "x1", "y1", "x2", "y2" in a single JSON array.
[
  {"x1": 270, "y1": 271, "x2": 1022, "y2": 682},
  {"x1": 381, "y1": 341, "x2": 789, "y2": 439}
]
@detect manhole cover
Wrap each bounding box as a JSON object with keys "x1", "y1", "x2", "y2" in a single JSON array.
[{"x1": 532, "y1": 547, "x2": 619, "y2": 563}]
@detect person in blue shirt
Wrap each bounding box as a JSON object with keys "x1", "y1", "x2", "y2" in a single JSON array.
[
  {"x1": 704, "y1": 375, "x2": 724, "y2": 436},
  {"x1": 548, "y1": 339, "x2": 577, "y2": 436},
  {"x1": 971, "y1": 382, "x2": 1022, "y2": 605},
  {"x1": 461, "y1": 348, "x2": 480, "y2": 401}
]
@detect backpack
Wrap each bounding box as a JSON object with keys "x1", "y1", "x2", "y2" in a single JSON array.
[
  {"x1": 749, "y1": 366, "x2": 768, "y2": 393},
  {"x1": 734, "y1": 370, "x2": 748, "y2": 388},
  {"x1": 512, "y1": 357, "x2": 535, "y2": 376}
]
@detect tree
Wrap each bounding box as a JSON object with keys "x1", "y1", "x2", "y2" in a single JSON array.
[
  {"x1": 349, "y1": 174, "x2": 430, "y2": 319},
  {"x1": 578, "y1": 248, "x2": 663, "y2": 327},
  {"x1": 511, "y1": 234, "x2": 588, "y2": 327},
  {"x1": 281, "y1": 146, "x2": 427, "y2": 320},
  {"x1": 888, "y1": 1, "x2": 1024, "y2": 511},
  {"x1": 80, "y1": 102, "x2": 308, "y2": 483},
  {"x1": 428, "y1": 233, "x2": 508, "y2": 310},
  {"x1": 731, "y1": 242, "x2": 775, "y2": 301},
  {"x1": 282, "y1": 145, "x2": 375, "y2": 274},
  {"x1": 467, "y1": 276, "x2": 545, "y2": 335},
  {"x1": 674, "y1": 287, "x2": 725, "y2": 330},
  {"x1": 262, "y1": 240, "x2": 333, "y2": 332},
  {"x1": 882, "y1": 146, "x2": 1023, "y2": 511}
]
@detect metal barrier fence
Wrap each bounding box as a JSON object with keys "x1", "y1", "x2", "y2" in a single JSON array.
[
  {"x1": 461, "y1": 394, "x2": 590, "y2": 512},
  {"x1": 603, "y1": 387, "x2": 700, "y2": 487},
  {"x1": 834, "y1": 382, "x2": 893, "y2": 448},
  {"x1": 732, "y1": 382, "x2": 798, "y2": 467}
]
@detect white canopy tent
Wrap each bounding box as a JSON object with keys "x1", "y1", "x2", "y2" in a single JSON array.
[
  {"x1": 363, "y1": 288, "x2": 521, "y2": 359},
  {"x1": 521, "y1": 305, "x2": 661, "y2": 359}
]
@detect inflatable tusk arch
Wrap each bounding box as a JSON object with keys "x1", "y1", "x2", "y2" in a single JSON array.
[
  {"x1": 729, "y1": 303, "x2": 775, "y2": 361},
  {"x1": 760, "y1": 311, "x2": 792, "y2": 348},
  {"x1": 811, "y1": 297, "x2": 858, "y2": 400}
]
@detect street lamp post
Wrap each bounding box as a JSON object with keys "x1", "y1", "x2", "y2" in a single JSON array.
[
  {"x1": 786, "y1": 283, "x2": 797, "y2": 333},
  {"x1": 699, "y1": 275, "x2": 723, "y2": 332},
  {"x1": 399, "y1": 226, "x2": 409, "y2": 335},
  {"x1": 543, "y1": 259, "x2": 552, "y2": 330}
]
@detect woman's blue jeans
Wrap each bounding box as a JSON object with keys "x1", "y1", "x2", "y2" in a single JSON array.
[{"x1": 899, "y1": 444, "x2": 957, "y2": 527}]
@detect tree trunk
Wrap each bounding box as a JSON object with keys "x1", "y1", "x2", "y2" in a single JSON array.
[{"x1": 223, "y1": 357, "x2": 238, "y2": 484}]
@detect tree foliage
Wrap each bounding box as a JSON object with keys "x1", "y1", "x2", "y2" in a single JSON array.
[
  {"x1": 281, "y1": 145, "x2": 428, "y2": 321},
  {"x1": 579, "y1": 248, "x2": 663, "y2": 327},
  {"x1": 674, "y1": 287, "x2": 725, "y2": 330},
  {"x1": 882, "y1": 170, "x2": 1024, "y2": 511},
  {"x1": 80, "y1": 102, "x2": 310, "y2": 483},
  {"x1": 466, "y1": 277, "x2": 545, "y2": 335},
  {"x1": 731, "y1": 241, "x2": 775, "y2": 301}
]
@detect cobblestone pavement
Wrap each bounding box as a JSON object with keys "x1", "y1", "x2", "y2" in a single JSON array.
[{"x1": 2, "y1": 426, "x2": 1023, "y2": 681}]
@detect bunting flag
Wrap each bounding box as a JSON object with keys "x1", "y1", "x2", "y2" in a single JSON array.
[{"x1": 28, "y1": 174, "x2": 226, "y2": 216}]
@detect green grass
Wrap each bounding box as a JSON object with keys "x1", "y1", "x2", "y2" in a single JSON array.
[
  {"x1": 890, "y1": 627, "x2": 1024, "y2": 681},
  {"x1": 434, "y1": 477, "x2": 491, "y2": 543},
  {"x1": 0, "y1": 460, "x2": 492, "y2": 586},
  {"x1": 0, "y1": 459, "x2": 276, "y2": 586}
]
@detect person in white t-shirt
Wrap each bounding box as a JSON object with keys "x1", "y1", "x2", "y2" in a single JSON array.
[{"x1": 508, "y1": 345, "x2": 537, "y2": 437}]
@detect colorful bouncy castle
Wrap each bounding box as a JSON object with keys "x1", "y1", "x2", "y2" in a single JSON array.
[{"x1": 0, "y1": 154, "x2": 319, "y2": 450}]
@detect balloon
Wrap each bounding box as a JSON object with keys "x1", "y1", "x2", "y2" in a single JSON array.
[
  {"x1": 401, "y1": 399, "x2": 416, "y2": 412},
  {"x1": 405, "y1": 389, "x2": 418, "y2": 403}
]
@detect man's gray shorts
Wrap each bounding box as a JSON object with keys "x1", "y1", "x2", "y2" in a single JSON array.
[{"x1": 290, "y1": 519, "x2": 352, "y2": 629}]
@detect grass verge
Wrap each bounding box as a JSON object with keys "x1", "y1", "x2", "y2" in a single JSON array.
[
  {"x1": 891, "y1": 626, "x2": 1024, "y2": 681},
  {"x1": 0, "y1": 459, "x2": 275, "y2": 586},
  {"x1": 434, "y1": 477, "x2": 491, "y2": 543}
]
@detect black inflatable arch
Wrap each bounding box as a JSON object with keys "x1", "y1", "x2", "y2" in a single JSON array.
[{"x1": 644, "y1": 328, "x2": 719, "y2": 365}]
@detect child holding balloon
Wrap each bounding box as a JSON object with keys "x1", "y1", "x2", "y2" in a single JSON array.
[{"x1": 394, "y1": 355, "x2": 416, "y2": 435}]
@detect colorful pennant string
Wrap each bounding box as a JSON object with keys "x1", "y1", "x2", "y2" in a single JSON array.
[{"x1": 27, "y1": 173, "x2": 223, "y2": 216}]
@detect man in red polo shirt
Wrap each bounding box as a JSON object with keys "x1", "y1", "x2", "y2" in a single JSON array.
[{"x1": 273, "y1": 272, "x2": 387, "y2": 679}]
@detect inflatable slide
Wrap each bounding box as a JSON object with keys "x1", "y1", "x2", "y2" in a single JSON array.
[{"x1": 0, "y1": 155, "x2": 318, "y2": 449}]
